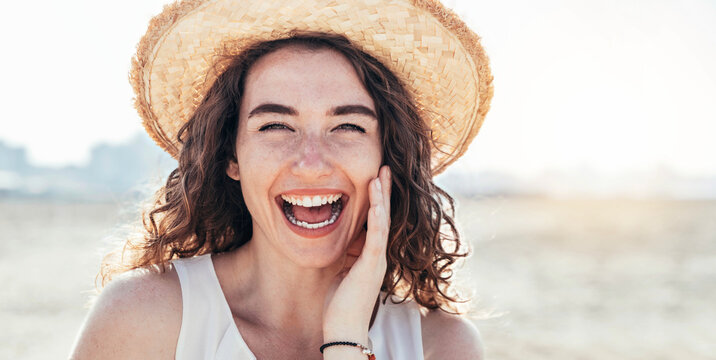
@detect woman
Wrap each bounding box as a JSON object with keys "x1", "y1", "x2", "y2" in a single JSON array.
[{"x1": 71, "y1": 0, "x2": 492, "y2": 359}]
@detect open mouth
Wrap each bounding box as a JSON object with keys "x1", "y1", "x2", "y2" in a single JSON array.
[{"x1": 279, "y1": 194, "x2": 345, "y2": 230}]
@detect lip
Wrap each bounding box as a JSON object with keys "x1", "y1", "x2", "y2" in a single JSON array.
[
  {"x1": 274, "y1": 189, "x2": 350, "y2": 239},
  {"x1": 278, "y1": 188, "x2": 346, "y2": 196}
]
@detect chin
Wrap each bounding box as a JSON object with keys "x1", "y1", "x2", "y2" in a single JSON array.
[{"x1": 283, "y1": 241, "x2": 347, "y2": 269}]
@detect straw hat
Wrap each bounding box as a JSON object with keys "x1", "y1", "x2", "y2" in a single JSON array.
[{"x1": 131, "y1": 0, "x2": 493, "y2": 175}]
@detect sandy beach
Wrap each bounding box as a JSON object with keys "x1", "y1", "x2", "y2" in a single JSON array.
[{"x1": 1, "y1": 197, "x2": 714, "y2": 359}]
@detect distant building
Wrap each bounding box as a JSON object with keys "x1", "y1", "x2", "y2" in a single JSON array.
[{"x1": 0, "y1": 134, "x2": 175, "y2": 200}]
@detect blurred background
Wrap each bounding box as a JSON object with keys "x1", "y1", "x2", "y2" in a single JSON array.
[{"x1": 1, "y1": 0, "x2": 714, "y2": 359}]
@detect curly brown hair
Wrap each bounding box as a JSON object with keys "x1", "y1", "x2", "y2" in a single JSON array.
[{"x1": 101, "y1": 32, "x2": 468, "y2": 312}]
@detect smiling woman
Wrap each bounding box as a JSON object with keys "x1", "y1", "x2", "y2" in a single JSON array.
[
  {"x1": 70, "y1": 1, "x2": 492, "y2": 359},
  {"x1": 227, "y1": 45, "x2": 383, "y2": 264}
]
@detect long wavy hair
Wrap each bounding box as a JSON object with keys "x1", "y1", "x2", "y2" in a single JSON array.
[{"x1": 101, "y1": 32, "x2": 468, "y2": 312}]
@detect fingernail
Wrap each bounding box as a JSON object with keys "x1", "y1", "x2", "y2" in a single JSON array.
[{"x1": 375, "y1": 179, "x2": 381, "y2": 191}]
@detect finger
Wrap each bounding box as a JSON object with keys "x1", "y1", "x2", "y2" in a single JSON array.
[
  {"x1": 362, "y1": 176, "x2": 389, "y2": 259},
  {"x1": 379, "y1": 166, "x2": 391, "y2": 220}
]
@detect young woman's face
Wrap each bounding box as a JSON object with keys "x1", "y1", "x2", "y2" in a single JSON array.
[{"x1": 229, "y1": 46, "x2": 382, "y2": 268}]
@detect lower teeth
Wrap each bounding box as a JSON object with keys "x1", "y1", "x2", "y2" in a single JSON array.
[{"x1": 284, "y1": 201, "x2": 341, "y2": 229}]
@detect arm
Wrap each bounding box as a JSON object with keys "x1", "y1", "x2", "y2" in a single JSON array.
[
  {"x1": 69, "y1": 268, "x2": 182, "y2": 360},
  {"x1": 422, "y1": 310, "x2": 485, "y2": 360},
  {"x1": 322, "y1": 166, "x2": 391, "y2": 359}
]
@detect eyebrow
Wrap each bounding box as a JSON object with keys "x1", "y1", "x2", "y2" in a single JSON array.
[
  {"x1": 248, "y1": 103, "x2": 297, "y2": 118},
  {"x1": 331, "y1": 105, "x2": 377, "y2": 119},
  {"x1": 247, "y1": 103, "x2": 377, "y2": 120}
]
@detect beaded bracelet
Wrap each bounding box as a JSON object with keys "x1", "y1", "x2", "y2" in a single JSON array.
[{"x1": 320, "y1": 341, "x2": 376, "y2": 360}]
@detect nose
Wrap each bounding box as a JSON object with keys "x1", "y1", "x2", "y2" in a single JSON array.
[{"x1": 290, "y1": 133, "x2": 333, "y2": 179}]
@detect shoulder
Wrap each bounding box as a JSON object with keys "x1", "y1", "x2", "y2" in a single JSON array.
[
  {"x1": 421, "y1": 308, "x2": 485, "y2": 360},
  {"x1": 69, "y1": 265, "x2": 182, "y2": 360}
]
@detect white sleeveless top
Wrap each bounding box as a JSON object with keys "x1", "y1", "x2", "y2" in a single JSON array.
[{"x1": 173, "y1": 254, "x2": 424, "y2": 360}]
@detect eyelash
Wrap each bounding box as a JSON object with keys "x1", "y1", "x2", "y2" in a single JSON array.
[
  {"x1": 258, "y1": 123, "x2": 292, "y2": 131},
  {"x1": 258, "y1": 123, "x2": 366, "y2": 133},
  {"x1": 335, "y1": 123, "x2": 366, "y2": 133}
]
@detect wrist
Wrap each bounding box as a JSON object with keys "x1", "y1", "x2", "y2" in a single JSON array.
[
  {"x1": 321, "y1": 339, "x2": 375, "y2": 360},
  {"x1": 322, "y1": 345, "x2": 374, "y2": 360},
  {"x1": 323, "y1": 328, "x2": 369, "y2": 346}
]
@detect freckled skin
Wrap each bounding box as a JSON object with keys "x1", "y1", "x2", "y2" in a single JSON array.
[{"x1": 228, "y1": 46, "x2": 382, "y2": 269}]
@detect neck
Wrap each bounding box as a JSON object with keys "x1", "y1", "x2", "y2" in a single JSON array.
[{"x1": 219, "y1": 234, "x2": 345, "y2": 340}]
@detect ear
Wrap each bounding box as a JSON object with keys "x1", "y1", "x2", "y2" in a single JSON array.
[{"x1": 226, "y1": 159, "x2": 240, "y2": 181}]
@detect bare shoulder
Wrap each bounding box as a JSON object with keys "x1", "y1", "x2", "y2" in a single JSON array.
[
  {"x1": 69, "y1": 265, "x2": 182, "y2": 360},
  {"x1": 421, "y1": 308, "x2": 485, "y2": 360}
]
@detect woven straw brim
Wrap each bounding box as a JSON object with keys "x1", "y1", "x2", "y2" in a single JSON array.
[{"x1": 131, "y1": 0, "x2": 493, "y2": 175}]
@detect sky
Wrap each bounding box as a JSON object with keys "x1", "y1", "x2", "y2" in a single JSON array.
[{"x1": 1, "y1": 0, "x2": 715, "y2": 177}]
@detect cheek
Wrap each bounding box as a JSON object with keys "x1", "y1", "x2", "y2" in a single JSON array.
[
  {"x1": 330, "y1": 139, "x2": 382, "y2": 202},
  {"x1": 326, "y1": 137, "x2": 382, "y2": 168},
  {"x1": 235, "y1": 138, "x2": 286, "y2": 211},
  {"x1": 237, "y1": 136, "x2": 293, "y2": 169}
]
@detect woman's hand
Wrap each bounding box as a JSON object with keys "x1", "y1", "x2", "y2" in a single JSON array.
[{"x1": 323, "y1": 165, "x2": 392, "y2": 345}]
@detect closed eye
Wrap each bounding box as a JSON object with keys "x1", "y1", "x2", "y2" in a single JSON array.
[
  {"x1": 334, "y1": 123, "x2": 366, "y2": 133},
  {"x1": 258, "y1": 123, "x2": 294, "y2": 131}
]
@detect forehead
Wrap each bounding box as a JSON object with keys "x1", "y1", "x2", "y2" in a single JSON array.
[{"x1": 241, "y1": 46, "x2": 374, "y2": 109}]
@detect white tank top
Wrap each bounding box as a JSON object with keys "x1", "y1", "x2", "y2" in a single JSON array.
[{"x1": 173, "y1": 254, "x2": 424, "y2": 360}]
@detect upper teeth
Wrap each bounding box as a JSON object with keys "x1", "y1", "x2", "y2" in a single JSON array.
[{"x1": 281, "y1": 194, "x2": 342, "y2": 207}]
